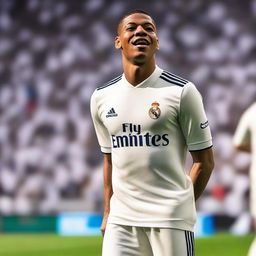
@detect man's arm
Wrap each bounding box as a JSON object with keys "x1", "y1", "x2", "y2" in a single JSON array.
[
  {"x1": 189, "y1": 147, "x2": 214, "y2": 201},
  {"x1": 233, "y1": 108, "x2": 251, "y2": 153},
  {"x1": 100, "y1": 153, "x2": 113, "y2": 236},
  {"x1": 235, "y1": 143, "x2": 251, "y2": 153}
]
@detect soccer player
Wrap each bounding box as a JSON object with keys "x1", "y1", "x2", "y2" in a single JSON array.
[
  {"x1": 90, "y1": 10, "x2": 214, "y2": 256},
  {"x1": 234, "y1": 103, "x2": 256, "y2": 256}
]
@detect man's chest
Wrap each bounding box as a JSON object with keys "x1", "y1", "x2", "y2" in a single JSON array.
[{"x1": 98, "y1": 87, "x2": 180, "y2": 135}]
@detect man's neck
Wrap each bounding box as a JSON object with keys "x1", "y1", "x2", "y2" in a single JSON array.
[{"x1": 122, "y1": 58, "x2": 156, "y2": 86}]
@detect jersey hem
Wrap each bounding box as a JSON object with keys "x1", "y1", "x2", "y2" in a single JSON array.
[
  {"x1": 189, "y1": 145, "x2": 213, "y2": 152},
  {"x1": 100, "y1": 146, "x2": 111, "y2": 153},
  {"x1": 107, "y1": 218, "x2": 194, "y2": 232},
  {"x1": 187, "y1": 139, "x2": 212, "y2": 151}
]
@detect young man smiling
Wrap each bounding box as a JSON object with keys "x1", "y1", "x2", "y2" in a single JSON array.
[{"x1": 91, "y1": 10, "x2": 214, "y2": 256}]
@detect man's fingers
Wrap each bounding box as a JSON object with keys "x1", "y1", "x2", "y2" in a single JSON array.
[{"x1": 101, "y1": 228, "x2": 105, "y2": 236}]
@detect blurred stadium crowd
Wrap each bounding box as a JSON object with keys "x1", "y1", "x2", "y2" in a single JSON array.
[{"x1": 0, "y1": 0, "x2": 256, "y2": 221}]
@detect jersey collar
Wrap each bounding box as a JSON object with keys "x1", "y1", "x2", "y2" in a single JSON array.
[{"x1": 122, "y1": 66, "x2": 163, "y2": 88}]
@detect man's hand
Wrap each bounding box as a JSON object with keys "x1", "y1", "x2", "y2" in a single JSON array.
[
  {"x1": 100, "y1": 214, "x2": 109, "y2": 236},
  {"x1": 252, "y1": 218, "x2": 256, "y2": 231}
]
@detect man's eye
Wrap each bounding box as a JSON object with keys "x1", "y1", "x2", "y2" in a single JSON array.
[
  {"x1": 145, "y1": 27, "x2": 154, "y2": 32},
  {"x1": 127, "y1": 27, "x2": 135, "y2": 31}
]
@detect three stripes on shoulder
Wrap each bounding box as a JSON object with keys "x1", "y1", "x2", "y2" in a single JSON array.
[
  {"x1": 97, "y1": 70, "x2": 188, "y2": 90},
  {"x1": 97, "y1": 75, "x2": 122, "y2": 90},
  {"x1": 160, "y1": 71, "x2": 188, "y2": 87}
]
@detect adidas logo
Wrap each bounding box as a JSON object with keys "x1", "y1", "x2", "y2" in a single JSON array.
[{"x1": 106, "y1": 108, "x2": 118, "y2": 118}]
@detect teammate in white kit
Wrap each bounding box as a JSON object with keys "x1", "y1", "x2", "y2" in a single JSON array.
[
  {"x1": 90, "y1": 10, "x2": 214, "y2": 256},
  {"x1": 234, "y1": 103, "x2": 256, "y2": 256}
]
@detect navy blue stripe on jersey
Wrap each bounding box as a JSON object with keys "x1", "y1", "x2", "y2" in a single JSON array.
[
  {"x1": 161, "y1": 73, "x2": 186, "y2": 87},
  {"x1": 105, "y1": 75, "x2": 122, "y2": 85},
  {"x1": 160, "y1": 75, "x2": 185, "y2": 87},
  {"x1": 161, "y1": 72, "x2": 187, "y2": 85},
  {"x1": 185, "y1": 231, "x2": 195, "y2": 256},
  {"x1": 107, "y1": 75, "x2": 122, "y2": 85},
  {"x1": 163, "y1": 70, "x2": 188, "y2": 83},
  {"x1": 97, "y1": 75, "x2": 122, "y2": 90}
]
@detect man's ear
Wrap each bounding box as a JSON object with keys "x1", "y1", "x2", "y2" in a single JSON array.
[
  {"x1": 156, "y1": 38, "x2": 159, "y2": 50},
  {"x1": 115, "y1": 36, "x2": 122, "y2": 49}
]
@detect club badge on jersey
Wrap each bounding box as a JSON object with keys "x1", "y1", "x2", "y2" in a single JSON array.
[{"x1": 149, "y1": 102, "x2": 161, "y2": 119}]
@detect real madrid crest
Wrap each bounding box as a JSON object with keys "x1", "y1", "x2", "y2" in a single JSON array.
[{"x1": 148, "y1": 102, "x2": 161, "y2": 119}]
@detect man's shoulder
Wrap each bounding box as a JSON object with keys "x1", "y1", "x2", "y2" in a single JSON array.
[
  {"x1": 96, "y1": 74, "x2": 122, "y2": 91},
  {"x1": 244, "y1": 102, "x2": 256, "y2": 119},
  {"x1": 159, "y1": 70, "x2": 190, "y2": 88},
  {"x1": 249, "y1": 103, "x2": 256, "y2": 112}
]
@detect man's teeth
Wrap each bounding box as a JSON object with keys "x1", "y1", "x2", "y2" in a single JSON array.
[{"x1": 134, "y1": 40, "x2": 149, "y2": 45}]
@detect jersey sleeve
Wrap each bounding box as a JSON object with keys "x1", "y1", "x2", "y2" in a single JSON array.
[
  {"x1": 179, "y1": 82, "x2": 212, "y2": 151},
  {"x1": 90, "y1": 90, "x2": 112, "y2": 153},
  {"x1": 233, "y1": 110, "x2": 251, "y2": 147}
]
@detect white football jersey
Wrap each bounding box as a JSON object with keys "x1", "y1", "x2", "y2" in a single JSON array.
[
  {"x1": 234, "y1": 103, "x2": 256, "y2": 218},
  {"x1": 90, "y1": 66, "x2": 212, "y2": 231}
]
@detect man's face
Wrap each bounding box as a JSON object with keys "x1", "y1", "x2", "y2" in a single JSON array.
[{"x1": 115, "y1": 13, "x2": 159, "y2": 65}]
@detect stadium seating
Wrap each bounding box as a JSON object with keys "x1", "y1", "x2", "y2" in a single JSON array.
[{"x1": 0, "y1": 0, "x2": 255, "y2": 223}]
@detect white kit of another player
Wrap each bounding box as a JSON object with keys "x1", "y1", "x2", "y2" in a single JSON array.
[{"x1": 234, "y1": 103, "x2": 256, "y2": 256}]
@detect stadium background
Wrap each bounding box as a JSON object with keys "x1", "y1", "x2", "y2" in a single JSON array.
[{"x1": 0, "y1": 0, "x2": 255, "y2": 255}]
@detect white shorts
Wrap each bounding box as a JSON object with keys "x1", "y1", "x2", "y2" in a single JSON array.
[{"x1": 102, "y1": 223, "x2": 194, "y2": 256}]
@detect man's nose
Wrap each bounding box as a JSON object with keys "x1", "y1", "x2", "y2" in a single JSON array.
[{"x1": 135, "y1": 25, "x2": 147, "y2": 36}]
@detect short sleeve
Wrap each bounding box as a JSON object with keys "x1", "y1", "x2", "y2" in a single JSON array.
[
  {"x1": 90, "y1": 90, "x2": 112, "y2": 153},
  {"x1": 233, "y1": 110, "x2": 251, "y2": 147},
  {"x1": 179, "y1": 82, "x2": 212, "y2": 151}
]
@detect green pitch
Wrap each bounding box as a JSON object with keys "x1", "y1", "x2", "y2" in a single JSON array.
[{"x1": 0, "y1": 233, "x2": 254, "y2": 256}]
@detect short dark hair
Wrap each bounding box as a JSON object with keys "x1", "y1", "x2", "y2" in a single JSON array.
[{"x1": 117, "y1": 9, "x2": 156, "y2": 35}]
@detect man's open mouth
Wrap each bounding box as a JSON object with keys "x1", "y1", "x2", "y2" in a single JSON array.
[{"x1": 132, "y1": 39, "x2": 150, "y2": 46}]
